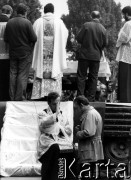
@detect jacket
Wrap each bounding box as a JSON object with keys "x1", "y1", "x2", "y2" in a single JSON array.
[
  {"x1": 76, "y1": 19, "x2": 107, "y2": 61},
  {"x1": 4, "y1": 15, "x2": 37, "y2": 58},
  {"x1": 76, "y1": 105, "x2": 104, "y2": 163}
]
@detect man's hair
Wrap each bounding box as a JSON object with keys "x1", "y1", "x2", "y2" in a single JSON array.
[
  {"x1": 16, "y1": 3, "x2": 28, "y2": 15},
  {"x1": 122, "y1": 6, "x2": 131, "y2": 16},
  {"x1": 91, "y1": 11, "x2": 101, "y2": 19},
  {"x1": 47, "y1": 92, "x2": 60, "y2": 103},
  {"x1": 2, "y1": 5, "x2": 13, "y2": 15},
  {"x1": 74, "y1": 95, "x2": 89, "y2": 106},
  {"x1": 44, "y1": 3, "x2": 54, "y2": 14}
]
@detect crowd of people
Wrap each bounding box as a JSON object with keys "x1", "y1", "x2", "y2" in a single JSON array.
[
  {"x1": 0, "y1": 2, "x2": 131, "y2": 180},
  {"x1": 0, "y1": 3, "x2": 131, "y2": 103}
]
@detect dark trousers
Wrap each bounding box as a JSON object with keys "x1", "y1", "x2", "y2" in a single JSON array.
[
  {"x1": 39, "y1": 144, "x2": 60, "y2": 180},
  {"x1": 118, "y1": 61, "x2": 131, "y2": 102},
  {"x1": 77, "y1": 60, "x2": 100, "y2": 102},
  {"x1": 0, "y1": 60, "x2": 10, "y2": 101},
  {"x1": 9, "y1": 54, "x2": 32, "y2": 101}
]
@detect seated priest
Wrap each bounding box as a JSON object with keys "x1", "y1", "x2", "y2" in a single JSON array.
[{"x1": 37, "y1": 91, "x2": 72, "y2": 180}]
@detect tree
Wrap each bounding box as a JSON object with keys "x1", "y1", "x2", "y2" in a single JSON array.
[
  {"x1": 0, "y1": 0, "x2": 42, "y2": 23},
  {"x1": 62, "y1": 0, "x2": 122, "y2": 61}
]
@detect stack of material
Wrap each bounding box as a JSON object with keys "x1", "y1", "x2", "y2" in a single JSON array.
[{"x1": 0, "y1": 101, "x2": 73, "y2": 177}]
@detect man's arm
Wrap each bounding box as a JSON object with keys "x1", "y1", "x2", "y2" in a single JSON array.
[
  {"x1": 76, "y1": 113, "x2": 96, "y2": 140},
  {"x1": 102, "y1": 28, "x2": 108, "y2": 49},
  {"x1": 28, "y1": 21, "x2": 37, "y2": 45},
  {"x1": 116, "y1": 22, "x2": 131, "y2": 48},
  {"x1": 76, "y1": 25, "x2": 86, "y2": 44},
  {"x1": 59, "y1": 111, "x2": 72, "y2": 136},
  {"x1": 39, "y1": 112, "x2": 57, "y2": 129}
]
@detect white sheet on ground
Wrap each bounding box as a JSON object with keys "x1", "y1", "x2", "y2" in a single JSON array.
[{"x1": 0, "y1": 101, "x2": 73, "y2": 177}]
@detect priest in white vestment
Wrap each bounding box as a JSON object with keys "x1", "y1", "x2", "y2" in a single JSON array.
[
  {"x1": 31, "y1": 3, "x2": 68, "y2": 99},
  {"x1": 116, "y1": 6, "x2": 131, "y2": 102}
]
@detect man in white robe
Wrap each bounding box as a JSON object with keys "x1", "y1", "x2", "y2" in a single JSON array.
[
  {"x1": 116, "y1": 6, "x2": 131, "y2": 102},
  {"x1": 31, "y1": 3, "x2": 68, "y2": 99}
]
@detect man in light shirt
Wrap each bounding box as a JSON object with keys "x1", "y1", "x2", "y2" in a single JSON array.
[{"x1": 38, "y1": 92, "x2": 72, "y2": 180}]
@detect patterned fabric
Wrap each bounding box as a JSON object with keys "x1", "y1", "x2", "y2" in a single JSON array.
[
  {"x1": 31, "y1": 18, "x2": 62, "y2": 99},
  {"x1": 116, "y1": 20, "x2": 131, "y2": 64}
]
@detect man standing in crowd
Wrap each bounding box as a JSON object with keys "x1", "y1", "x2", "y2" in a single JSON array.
[
  {"x1": 38, "y1": 92, "x2": 72, "y2": 180},
  {"x1": 0, "y1": 5, "x2": 13, "y2": 101},
  {"x1": 116, "y1": 6, "x2": 131, "y2": 102},
  {"x1": 4, "y1": 3, "x2": 37, "y2": 101},
  {"x1": 76, "y1": 11, "x2": 107, "y2": 102},
  {"x1": 74, "y1": 95, "x2": 104, "y2": 179}
]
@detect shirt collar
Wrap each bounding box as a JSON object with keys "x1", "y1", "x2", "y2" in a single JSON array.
[
  {"x1": 80, "y1": 105, "x2": 94, "y2": 121},
  {"x1": 17, "y1": 14, "x2": 26, "y2": 18},
  {"x1": 92, "y1": 18, "x2": 100, "y2": 23}
]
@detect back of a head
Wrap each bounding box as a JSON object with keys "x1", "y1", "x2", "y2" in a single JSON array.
[
  {"x1": 91, "y1": 11, "x2": 101, "y2": 19},
  {"x1": 2, "y1": 5, "x2": 13, "y2": 15},
  {"x1": 74, "y1": 95, "x2": 89, "y2": 106},
  {"x1": 47, "y1": 92, "x2": 60, "y2": 103},
  {"x1": 16, "y1": 3, "x2": 28, "y2": 15},
  {"x1": 44, "y1": 3, "x2": 54, "y2": 14},
  {"x1": 122, "y1": 6, "x2": 131, "y2": 16}
]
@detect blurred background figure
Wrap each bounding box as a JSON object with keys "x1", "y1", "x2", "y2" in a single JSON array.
[
  {"x1": 99, "y1": 83, "x2": 107, "y2": 102},
  {"x1": 116, "y1": 6, "x2": 131, "y2": 102},
  {"x1": 0, "y1": 5, "x2": 13, "y2": 101},
  {"x1": 0, "y1": 5, "x2": 13, "y2": 22}
]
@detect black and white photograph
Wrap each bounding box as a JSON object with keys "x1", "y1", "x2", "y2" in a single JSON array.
[{"x1": 0, "y1": 0, "x2": 131, "y2": 179}]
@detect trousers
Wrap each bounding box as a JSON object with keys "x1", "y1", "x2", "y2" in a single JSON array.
[
  {"x1": 77, "y1": 60, "x2": 100, "y2": 102},
  {"x1": 0, "y1": 59, "x2": 10, "y2": 100},
  {"x1": 39, "y1": 144, "x2": 60, "y2": 180},
  {"x1": 9, "y1": 54, "x2": 32, "y2": 101}
]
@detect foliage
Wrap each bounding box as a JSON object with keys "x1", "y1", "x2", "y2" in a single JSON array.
[
  {"x1": 62, "y1": 0, "x2": 122, "y2": 61},
  {"x1": 0, "y1": 0, "x2": 42, "y2": 23}
]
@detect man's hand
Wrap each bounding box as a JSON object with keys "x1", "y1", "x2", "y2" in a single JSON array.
[
  {"x1": 65, "y1": 125, "x2": 72, "y2": 136},
  {"x1": 38, "y1": 113, "x2": 44, "y2": 120}
]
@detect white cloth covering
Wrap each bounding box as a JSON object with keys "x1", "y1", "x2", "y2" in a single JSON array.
[
  {"x1": 64, "y1": 60, "x2": 111, "y2": 81},
  {"x1": 0, "y1": 101, "x2": 73, "y2": 177}
]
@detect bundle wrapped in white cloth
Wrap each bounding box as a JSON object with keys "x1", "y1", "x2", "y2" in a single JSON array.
[{"x1": 0, "y1": 101, "x2": 73, "y2": 177}]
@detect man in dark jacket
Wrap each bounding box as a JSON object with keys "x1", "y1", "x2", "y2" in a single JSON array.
[
  {"x1": 4, "y1": 3, "x2": 37, "y2": 101},
  {"x1": 76, "y1": 11, "x2": 107, "y2": 102},
  {"x1": 0, "y1": 5, "x2": 13, "y2": 101}
]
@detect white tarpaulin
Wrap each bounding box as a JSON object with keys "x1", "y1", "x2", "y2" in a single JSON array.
[{"x1": 0, "y1": 101, "x2": 73, "y2": 177}]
